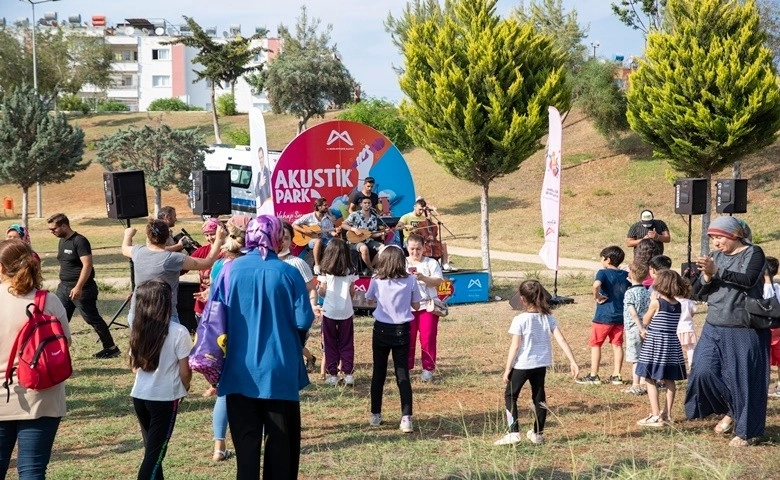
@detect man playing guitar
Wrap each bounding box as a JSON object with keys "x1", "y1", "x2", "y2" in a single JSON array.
[
  {"x1": 344, "y1": 197, "x2": 386, "y2": 275},
  {"x1": 292, "y1": 197, "x2": 339, "y2": 274},
  {"x1": 397, "y1": 198, "x2": 456, "y2": 271}
]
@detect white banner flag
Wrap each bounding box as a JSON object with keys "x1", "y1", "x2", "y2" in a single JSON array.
[
  {"x1": 538, "y1": 106, "x2": 562, "y2": 271},
  {"x1": 249, "y1": 107, "x2": 273, "y2": 215}
]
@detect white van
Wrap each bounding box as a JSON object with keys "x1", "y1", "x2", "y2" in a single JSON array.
[{"x1": 203, "y1": 145, "x2": 282, "y2": 216}]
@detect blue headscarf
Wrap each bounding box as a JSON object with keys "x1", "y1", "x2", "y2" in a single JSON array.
[{"x1": 242, "y1": 215, "x2": 282, "y2": 259}]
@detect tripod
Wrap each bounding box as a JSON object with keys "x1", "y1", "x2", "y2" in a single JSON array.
[{"x1": 106, "y1": 218, "x2": 135, "y2": 330}]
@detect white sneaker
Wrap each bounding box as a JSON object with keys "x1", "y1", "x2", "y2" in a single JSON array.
[
  {"x1": 421, "y1": 370, "x2": 434, "y2": 382},
  {"x1": 400, "y1": 415, "x2": 413, "y2": 433},
  {"x1": 324, "y1": 375, "x2": 339, "y2": 386},
  {"x1": 369, "y1": 413, "x2": 382, "y2": 426},
  {"x1": 344, "y1": 374, "x2": 355, "y2": 386},
  {"x1": 313, "y1": 265, "x2": 321, "y2": 275},
  {"x1": 493, "y1": 432, "x2": 522, "y2": 445},
  {"x1": 526, "y1": 430, "x2": 545, "y2": 445}
]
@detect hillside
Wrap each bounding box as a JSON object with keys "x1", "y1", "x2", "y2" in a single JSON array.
[{"x1": 2, "y1": 108, "x2": 779, "y2": 267}]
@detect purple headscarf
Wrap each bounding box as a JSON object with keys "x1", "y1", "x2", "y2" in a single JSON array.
[{"x1": 243, "y1": 215, "x2": 283, "y2": 258}]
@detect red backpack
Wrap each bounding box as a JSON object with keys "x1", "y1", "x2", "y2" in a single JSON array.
[{"x1": 3, "y1": 290, "x2": 72, "y2": 402}]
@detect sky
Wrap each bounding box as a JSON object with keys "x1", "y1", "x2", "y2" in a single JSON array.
[{"x1": 1, "y1": 0, "x2": 646, "y2": 102}]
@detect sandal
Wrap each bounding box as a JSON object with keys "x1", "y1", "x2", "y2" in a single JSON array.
[
  {"x1": 714, "y1": 419, "x2": 733, "y2": 434},
  {"x1": 213, "y1": 449, "x2": 234, "y2": 462},
  {"x1": 729, "y1": 436, "x2": 758, "y2": 447}
]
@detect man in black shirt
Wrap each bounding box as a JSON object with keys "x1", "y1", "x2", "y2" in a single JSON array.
[
  {"x1": 347, "y1": 176, "x2": 379, "y2": 213},
  {"x1": 625, "y1": 209, "x2": 671, "y2": 254},
  {"x1": 47, "y1": 213, "x2": 119, "y2": 359}
]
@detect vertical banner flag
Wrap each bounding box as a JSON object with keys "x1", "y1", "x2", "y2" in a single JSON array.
[
  {"x1": 539, "y1": 106, "x2": 562, "y2": 270},
  {"x1": 249, "y1": 107, "x2": 273, "y2": 215}
]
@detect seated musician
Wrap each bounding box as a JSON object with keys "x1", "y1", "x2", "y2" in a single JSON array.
[
  {"x1": 344, "y1": 197, "x2": 386, "y2": 275},
  {"x1": 397, "y1": 198, "x2": 456, "y2": 272},
  {"x1": 292, "y1": 197, "x2": 339, "y2": 274}
]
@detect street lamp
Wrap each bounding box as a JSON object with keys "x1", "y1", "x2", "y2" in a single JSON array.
[
  {"x1": 21, "y1": 0, "x2": 60, "y2": 218},
  {"x1": 590, "y1": 41, "x2": 600, "y2": 60}
]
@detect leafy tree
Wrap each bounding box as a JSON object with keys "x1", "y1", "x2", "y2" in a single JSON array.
[
  {"x1": 262, "y1": 6, "x2": 356, "y2": 134},
  {"x1": 0, "y1": 84, "x2": 87, "y2": 229},
  {"x1": 385, "y1": 0, "x2": 451, "y2": 55},
  {"x1": 571, "y1": 60, "x2": 629, "y2": 144},
  {"x1": 626, "y1": 0, "x2": 780, "y2": 254},
  {"x1": 165, "y1": 17, "x2": 267, "y2": 142},
  {"x1": 398, "y1": 0, "x2": 570, "y2": 278},
  {"x1": 216, "y1": 93, "x2": 237, "y2": 116},
  {"x1": 96, "y1": 122, "x2": 206, "y2": 216},
  {"x1": 757, "y1": 0, "x2": 780, "y2": 64},
  {"x1": 513, "y1": 0, "x2": 588, "y2": 71},
  {"x1": 337, "y1": 98, "x2": 414, "y2": 151},
  {"x1": 611, "y1": 0, "x2": 667, "y2": 34}
]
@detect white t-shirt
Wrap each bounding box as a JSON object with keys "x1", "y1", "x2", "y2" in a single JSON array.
[
  {"x1": 283, "y1": 255, "x2": 314, "y2": 283},
  {"x1": 675, "y1": 297, "x2": 697, "y2": 334},
  {"x1": 507, "y1": 312, "x2": 558, "y2": 370},
  {"x1": 130, "y1": 322, "x2": 192, "y2": 401},
  {"x1": 406, "y1": 256, "x2": 443, "y2": 312},
  {"x1": 317, "y1": 274, "x2": 359, "y2": 319}
]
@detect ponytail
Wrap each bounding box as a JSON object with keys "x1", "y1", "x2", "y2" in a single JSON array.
[{"x1": 0, "y1": 239, "x2": 42, "y2": 296}]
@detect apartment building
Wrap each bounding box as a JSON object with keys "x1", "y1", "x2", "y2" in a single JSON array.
[{"x1": 30, "y1": 13, "x2": 279, "y2": 112}]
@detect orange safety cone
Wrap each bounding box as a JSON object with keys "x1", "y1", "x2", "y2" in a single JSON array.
[{"x1": 3, "y1": 197, "x2": 14, "y2": 217}]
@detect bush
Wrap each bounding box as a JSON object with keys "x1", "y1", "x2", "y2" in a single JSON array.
[
  {"x1": 216, "y1": 93, "x2": 237, "y2": 116},
  {"x1": 337, "y1": 98, "x2": 414, "y2": 151},
  {"x1": 58, "y1": 94, "x2": 90, "y2": 114},
  {"x1": 221, "y1": 127, "x2": 250, "y2": 146},
  {"x1": 96, "y1": 100, "x2": 129, "y2": 113},
  {"x1": 148, "y1": 98, "x2": 194, "y2": 111}
]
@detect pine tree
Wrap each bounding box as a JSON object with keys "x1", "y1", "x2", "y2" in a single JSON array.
[
  {"x1": 96, "y1": 121, "x2": 206, "y2": 216},
  {"x1": 626, "y1": 0, "x2": 780, "y2": 254},
  {"x1": 398, "y1": 0, "x2": 570, "y2": 278},
  {"x1": 0, "y1": 85, "x2": 87, "y2": 229}
]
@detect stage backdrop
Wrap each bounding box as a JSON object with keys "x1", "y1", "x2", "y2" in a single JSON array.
[{"x1": 272, "y1": 121, "x2": 416, "y2": 223}]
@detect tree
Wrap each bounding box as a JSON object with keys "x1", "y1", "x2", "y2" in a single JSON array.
[
  {"x1": 0, "y1": 84, "x2": 87, "y2": 229},
  {"x1": 166, "y1": 17, "x2": 266, "y2": 143},
  {"x1": 571, "y1": 60, "x2": 629, "y2": 144},
  {"x1": 385, "y1": 0, "x2": 451, "y2": 54},
  {"x1": 626, "y1": 0, "x2": 780, "y2": 254},
  {"x1": 262, "y1": 6, "x2": 355, "y2": 134},
  {"x1": 337, "y1": 98, "x2": 414, "y2": 151},
  {"x1": 398, "y1": 0, "x2": 570, "y2": 279},
  {"x1": 513, "y1": 0, "x2": 588, "y2": 72},
  {"x1": 611, "y1": 0, "x2": 667, "y2": 34},
  {"x1": 0, "y1": 26, "x2": 113, "y2": 103},
  {"x1": 96, "y1": 121, "x2": 206, "y2": 216}
]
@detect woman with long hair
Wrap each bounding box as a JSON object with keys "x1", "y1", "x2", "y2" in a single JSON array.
[{"x1": 0, "y1": 239, "x2": 70, "y2": 478}]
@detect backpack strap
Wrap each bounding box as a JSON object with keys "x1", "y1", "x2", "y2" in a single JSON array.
[{"x1": 33, "y1": 289, "x2": 48, "y2": 314}]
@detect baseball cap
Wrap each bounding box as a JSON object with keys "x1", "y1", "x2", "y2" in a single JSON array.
[{"x1": 640, "y1": 210, "x2": 654, "y2": 227}]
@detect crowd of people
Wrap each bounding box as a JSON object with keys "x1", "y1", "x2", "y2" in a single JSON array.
[{"x1": 1, "y1": 203, "x2": 778, "y2": 478}]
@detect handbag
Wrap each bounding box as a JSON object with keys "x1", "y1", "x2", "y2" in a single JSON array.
[
  {"x1": 745, "y1": 294, "x2": 780, "y2": 329},
  {"x1": 189, "y1": 262, "x2": 232, "y2": 385},
  {"x1": 425, "y1": 297, "x2": 449, "y2": 318}
]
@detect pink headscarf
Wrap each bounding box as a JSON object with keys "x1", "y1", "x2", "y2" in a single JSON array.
[
  {"x1": 201, "y1": 218, "x2": 221, "y2": 234},
  {"x1": 228, "y1": 215, "x2": 252, "y2": 231},
  {"x1": 243, "y1": 215, "x2": 282, "y2": 259}
]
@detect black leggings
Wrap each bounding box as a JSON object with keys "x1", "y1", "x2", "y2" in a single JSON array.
[
  {"x1": 132, "y1": 398, "x2": 180, "y2": 480},
  {"x1": 370, "y1": 321, "x2": 413, "y2": 416},
  {"x1": 504, "y1": 367, "x2": 547, "y2": 434}
]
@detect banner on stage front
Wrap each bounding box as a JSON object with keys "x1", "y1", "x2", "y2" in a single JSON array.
[{"x1": 539, "y1": 107, "x2": 562, "y2": 271}]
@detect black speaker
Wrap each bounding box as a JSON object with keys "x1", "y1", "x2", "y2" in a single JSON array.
[
  {"x1": 103, "y1": 170, "x2": 148, "y2": 219},
  {"x1": 716, "y1": 179, "x2": 747, "y2": 214},
  {"x1": 192, "y1": 170, "x2": 232, "y2": 215},
  {"x1": 674, "y1": 178, "x2": 707, "y2": 215}
]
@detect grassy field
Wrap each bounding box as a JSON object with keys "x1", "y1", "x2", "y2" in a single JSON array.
[{"x1": 3, "y1": 109, "x2": 780, "y2": 478}]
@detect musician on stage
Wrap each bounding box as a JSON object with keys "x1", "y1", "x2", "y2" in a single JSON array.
[
  {"x1": 397, "y1": 198, "x2": 456, "y2": 272},
  {"x1": 292, "y1": 197, "x2": 339, "y2": 274},
  {"x1": 347, "y1": 176, "x2": 379, "y2": 213},
  {"x1": 344, "y1": 197, "x2": 385, "y2": 275}
]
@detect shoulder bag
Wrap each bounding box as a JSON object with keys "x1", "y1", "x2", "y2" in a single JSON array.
[{"x1": 745, "y1": 294, "x2": 780, "y2": 329}]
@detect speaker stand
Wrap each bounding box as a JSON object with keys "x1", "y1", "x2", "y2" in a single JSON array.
[
  {"x1": 106, "y1": 218, "x2": 135, "y2": 331},
  {"x1": 549, "y1": 270, "x2": 574, "y2": 307}
]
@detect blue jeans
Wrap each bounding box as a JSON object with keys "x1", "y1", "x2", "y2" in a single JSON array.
[
  {"x1": 0, "y1": 416, "x2": 61, "y2": 480},
  {"x1": 212, "y1": 395, "x2": 228, "y2": 441}
]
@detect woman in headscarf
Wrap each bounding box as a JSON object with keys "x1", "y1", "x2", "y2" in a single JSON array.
[
  {"x1": 5, "y1": 224, "x2": 40, "y2": 264},
  {"x1": 213, "y1": 215, "x2": 313, "y2": 479},
  {"x1": 685, "y1": 216, "x2": 768, "y2": 447}
]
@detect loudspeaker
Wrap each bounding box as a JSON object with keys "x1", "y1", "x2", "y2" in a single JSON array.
[
  {"x1": 716, "y1": 179, "x2": 747, "y2": 214},
  {"x1": 103, "y1": 170, "x2": 148, "y2": 219},
  {"x1": 192, "y1": 170, "x2": 232, "y2": 215},
  {"x1": 674, "y1": 178, "x2": 707, "y2": 215}
]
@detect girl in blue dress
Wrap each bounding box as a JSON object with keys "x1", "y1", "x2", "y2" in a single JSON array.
[{"x1": 636, "y1": 269, "x2": 688, "y2": 427}]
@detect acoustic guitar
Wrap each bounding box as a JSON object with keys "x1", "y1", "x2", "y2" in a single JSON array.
[
  {"x1": 346, "y1": 228, "x2": 375, "y2": 244},
  {"x1": 292, "y1": 225, "x2": 321, "y2": 247}
]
